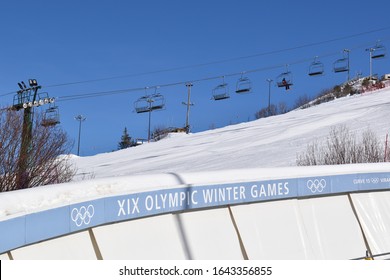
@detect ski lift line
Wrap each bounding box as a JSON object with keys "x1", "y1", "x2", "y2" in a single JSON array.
[
  {"x1": 55, "y1": 62, "x2": 292, "y2": 102},
  {"x1": 2, "y1": 34, "x2": 390, "y2": 98},
  {"x1": 38, "y1": 39, "x2": 390, "y2": 102},
  {"x1": 55, "y1": 39, "x2": 388, "y2": 99},
  {"x1": 49, "y1": 48, "x2": 369, "y2": 102},
  {"x1": 29, "y1": 26, "x2": 390, "y2": 91},
  {"x1": 18, "y1": 40, "x2": 390, "y2": 104}
]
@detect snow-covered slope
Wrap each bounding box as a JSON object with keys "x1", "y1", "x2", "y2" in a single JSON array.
[{"x1": 72, "y1": 87, "x2": 390, "y2": 179}]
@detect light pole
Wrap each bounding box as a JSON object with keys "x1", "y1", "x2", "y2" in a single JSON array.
[
  {"x1": 366, "y1": 47, "x2": 374, "y2": 81},
  {"x1": 343, "y1": 49, "x2": 350, "y2": 82},
  {"x1": 75, "y1": 115, "x2": 86, "y2": 156},
  {"x1": 182, "y1": 83, "x2": 194, "y2": 133},
  {"x1": 266, "y1": 79, "x2": 273, "y2": 117},
  {"x1": 147, "y1": 97, "x2": 153, "y2": 142}
]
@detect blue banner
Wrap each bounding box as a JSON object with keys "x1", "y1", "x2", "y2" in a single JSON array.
[{"x1": 1, "y1": 171, "x2": 390, "y2": 254}]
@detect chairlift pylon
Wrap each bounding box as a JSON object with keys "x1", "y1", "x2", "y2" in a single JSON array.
[
  {"x1": 235, "y1": 73, "x2": 252, "y2": 94},
  {"x1": 308, "y1": 57, "x2": 324, "y2": 76},
  {"x1": 12, "y1": 91, "x2": 54, "y2": 111},
  {"x1": 212, "y1": 77, "x2": 230, "y2": 100}
]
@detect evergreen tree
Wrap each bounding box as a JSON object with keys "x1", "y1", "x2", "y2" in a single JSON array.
[{"x1": 118, "y1": 127, "x2": 132, "y2": 150}]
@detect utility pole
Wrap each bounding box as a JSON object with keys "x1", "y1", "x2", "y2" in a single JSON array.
[
  {"x1": 183, "y1": 83, "x2": 194, "y2": 133},
  {"x1": 344, "y1": 49, "x2": 350, "y2": 82},
  {"x1": 147, "y1": 98, "x2": 152, "y2": 142},
  {"x1": 266, "y1": 79, "x2": 273, "y2": 117},
  {"x1": 366, "y1": 47, "x2": 373, "y2": 81},
  {"x1": 75, "y1": 115, "x2": 86, "y2": 156}
]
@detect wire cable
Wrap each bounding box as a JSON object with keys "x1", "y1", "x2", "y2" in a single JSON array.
[
  {"x1": 3, "y1": 28, "x2": 390, "y2": 102},
  {"x1": 42, "y1": 26, "x2": 390, "y2": 89}
]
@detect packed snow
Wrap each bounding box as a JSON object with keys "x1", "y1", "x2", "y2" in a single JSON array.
[{"x1": 72, "y1": 87, "x2": 390, "y2": 180}]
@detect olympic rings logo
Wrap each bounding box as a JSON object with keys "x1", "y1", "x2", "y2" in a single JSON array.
[
  {"x1": 306, "y1": 179, "x2": 326, "y2": 193},
  {"x1": 71, "y1": 205, "x2": 94, "y2": 227},
  {"x1": 371, "y1": 178, "x2": 379, "y2": 184}
]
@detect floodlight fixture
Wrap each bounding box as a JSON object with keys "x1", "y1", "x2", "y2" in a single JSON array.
[{"x1": 29, "y1": 79, "x2": 38, "y2": 87}]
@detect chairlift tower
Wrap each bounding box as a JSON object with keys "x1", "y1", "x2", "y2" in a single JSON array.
[
  {"x1": 344, "y1": 49, "x2": 351, "y2": 82},
  {"x1": 75, "y1": 115, "x2": 86, "y2": 156},
  {"x1": 182, "y1": 83, "x2": 194, "y2": 134},
  {"x1": 134, "y1": 87, "x2": 165, "y2": 142},
  {"x1": 266, "y1": 79, "x2": 273, "y2": 117},
  {"x1": 333, "y1": 49, "x2": 350, "y2": 82},
  {"x1": 366, "y1": 47, "x2": 374, "y2": 81},
  {"x1": 13, "y1": 79, "x2": 56, "y2": 189},
  {"x1": 366, "y1": 42, "x2": 386, "y2": 81}
]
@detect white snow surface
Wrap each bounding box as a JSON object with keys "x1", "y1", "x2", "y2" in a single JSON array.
[{"x1": 72, "y1": 87, "x2": 390, "y2": 179}]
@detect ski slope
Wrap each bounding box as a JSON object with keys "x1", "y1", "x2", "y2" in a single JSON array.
[
  {"x1": 1, "y1": 87, "x2": 390, "y2": 260},
  {"x1": 73, "y1": 87, "x2": 390, "y2": 179}
]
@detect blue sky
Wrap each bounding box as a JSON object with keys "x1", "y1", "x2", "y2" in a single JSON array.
[{"x1": 1, "y1": 0, "x2": 389, "y2": 156}]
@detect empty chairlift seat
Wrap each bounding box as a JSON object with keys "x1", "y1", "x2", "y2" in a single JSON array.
[
  {"x1": 212, "y1": 83, "x2": 229, "y2": 100},
  {"x1": 371, "y1": 43, "x2": 386, "y2": 59},
  {"x1": 149, "y1": 94, "x2": 165, "y2": 111},
  {"x1": 134, "y1": 94, "x2": 165, "y2": 113},
  {"x1": 235, "y1": 75, "x2": 252, "y2": 94},
  {"x1": 333, "y1": 58, "x2": 349, "y2": 73},
  {"x1": 134, "y1": 96, "x2": 151, "y2": 113},
  {"x1": 212, "y1": 77, "x2": 230, "y2": 100},
  {"x1": 308, "y1": 57, "x2": 324, "y2": 76},
  {"x1": 42, "y1": 105, "x2": 60, "y2": 127}
]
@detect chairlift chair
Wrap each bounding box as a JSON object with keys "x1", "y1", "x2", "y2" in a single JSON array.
[
  {"x1": 41, "y1": 105, "x2": 60, "y2": 127},
  {"x1": 235, "y1": 75, "x2": 252, "y2": 94},
  {"x1": 212, "y1": 83, "x2": 230, "y2": 100},
  {"x1": 134, "y1": 96, "x2": 151, "y2": 113},
  {"x1": 149, "y1": 93, "x2": 165, "y2": 111},
  {"x1": 308, "y1": 57, "x2": 324, "y2": 76},
  {"x1": 212, "y1": 77, "x2": 230, "y2": 100},
  {"x1": 276, "y1": 71, "x2": 293, "y2": 89},
  {"x1": 333, "y1": 57, "x2": 349, "y2": 73},
  {"x1": 371, "y1": 43, "x2": 386, "y2": 59},
  {"x1": 134, "y1": 94, "x2": 165, "y2": 113}
]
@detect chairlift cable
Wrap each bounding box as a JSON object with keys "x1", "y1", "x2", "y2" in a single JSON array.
[
  {"x1": 54, "y1": 39, "x2": 388, "y2": 103},
  {"x1": 28, "y1": 26, "x2": 390, "y2": 90},
  {"x1": 4, "y1": 34, "x2": 390, "y2": 103}
]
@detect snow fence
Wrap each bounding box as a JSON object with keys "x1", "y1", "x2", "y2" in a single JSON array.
[{"x1": 1, "y1": 164, "x2": 390, "y2": 260}]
